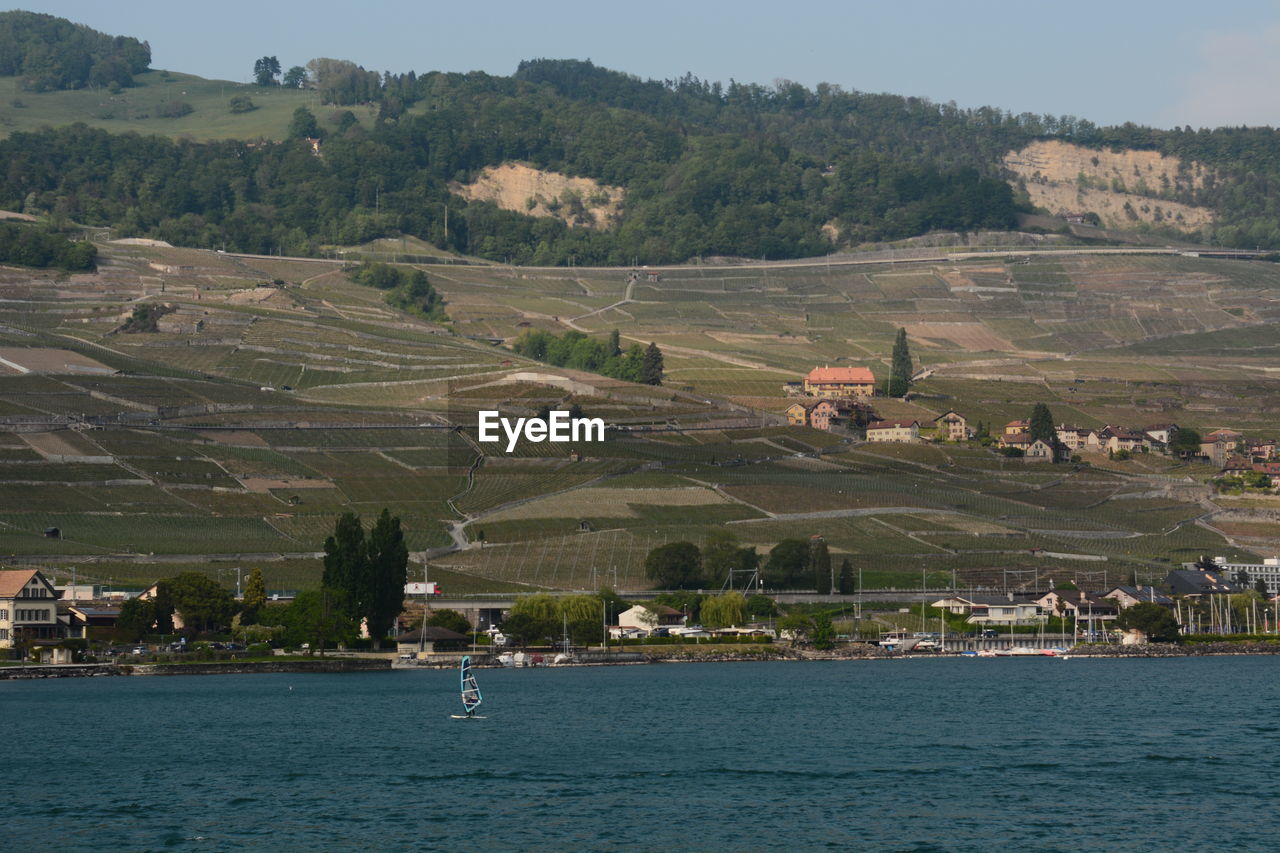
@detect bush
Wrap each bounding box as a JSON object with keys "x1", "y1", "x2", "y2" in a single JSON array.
[
  {"x1": 157, "y1": 100, "x2": 193, "y2": 118},
  {"x1": 229, "y1": 95, "x2": 257, "y2": 114},
  {"x1": 247, "y1": 642, "x2": 272, "y2": 656}
]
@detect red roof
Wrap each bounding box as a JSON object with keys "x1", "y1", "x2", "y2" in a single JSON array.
[{"x1": 807, "y1": 366, "x2": 874, "y2": 384}]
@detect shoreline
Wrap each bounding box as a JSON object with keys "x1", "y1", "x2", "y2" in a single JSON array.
[{"x1": 7, "y1": 641, "x2": 1280, "y2": 679}]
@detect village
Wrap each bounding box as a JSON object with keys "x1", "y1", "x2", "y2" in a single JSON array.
[{"x1": 785, "y1": 364, "x2": 1280, "y2": 476}]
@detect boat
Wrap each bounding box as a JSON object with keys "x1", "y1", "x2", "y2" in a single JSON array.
[
  {"x1": 450, "y1": 655, "x2": 485, "y2": 720},
  {"x1": 877, "y1": 631, "x2": 922, "y2": 651}
]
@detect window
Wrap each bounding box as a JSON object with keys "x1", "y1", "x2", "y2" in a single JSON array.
[
  {"x1": 0, "y1": 609, "x2": 8, "y2": 620},
  {"x1": 0, "y1": 629, "x2": 8, "y2": 640}
]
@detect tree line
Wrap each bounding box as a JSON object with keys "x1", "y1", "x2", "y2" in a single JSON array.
[
  {"x1": 643, "y1": 531, "x2": 857, "y2": 594},
  {"x1": 347, "y1": 260, "x2": 445, "y2": 320},
  {"x1": 511, "y1": 329, "x2": 663, "y2": 385},
  {"x1": 0, "y1": 222, "x2": 96, "y2": 270}
]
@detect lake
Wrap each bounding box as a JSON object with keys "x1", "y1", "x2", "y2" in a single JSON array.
[{"x1": 4, "y1": 657, "x2": 1279, "y2": 852}]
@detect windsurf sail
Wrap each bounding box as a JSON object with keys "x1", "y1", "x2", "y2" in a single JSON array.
[{"x1": 460, "y1": 655, "x2": 482, "y2": 716}]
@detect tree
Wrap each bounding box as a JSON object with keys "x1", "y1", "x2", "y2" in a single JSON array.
[
  {"x1": 778, "y1": 611, "x2": 813, "y2": 645},
  {"x1": 253, "y1": 55, "x2": 281, "y2": 86},
  {"x1": 703, "y1": 529, "x2": 743, "y2": 586},
  {"x1": 241, "y1": 567, "x2": 266, "y2": 625},
  {"x1": 1170, "y1": 427, "x2": 1202, "y2": 457},
  {"x1": 287, "y1": 106, "x2": 320, "y2": 140},
  {"x1": 286, "y1": 588, "x2": 357, "y2": 655},
  {"x1": 644, "y1": 541, "x2": 703, "y2": 589},
  {"x1": 115, "y1": 597, "x2": 155, "y2": 642},
  {"x1": 700, "y1": 591, "x2": 746, "y2": 629},
  {"x1": 165, "y1": 572, "x2": 237, "y2": 633},
  {"x1": 745, "y1": 594, "x2": 780, "y2": 619},
  {"x1": 322, "y1": 512, "x2": 365, "y2": 621},
  {"x1": 764, "y1": 538, "x2": 808, "y2": 587},
  {"x1": 887, "y1": 327, "x2": 912, "y2": 397},
  {"x1": 838, "y1": 558, "x2": 855, "y2": 595},
  {"x1": 811, "y1": 611, "x2": 835, "y2": 650},
  {"x1": 151, "y1": 580, "x2": 175, "y2": 634},
  {"x1": 424, "y1": 608, "x2": 471, "y2": 636},
  {"x1": 641, "y1": 342, "x2": 664, "y2": 385},
  {"x1": 1028, "y1": 402, "x2": 1057, "y2": 445},
  {"x1": 1117, "y1": 602, "x2": 1181, "y2": 643},
  {"x1": 228, "y1": 95, "x2": 256, "y2": 114},
  {"x1": 364, "y1": 508, "x2": 409, "y2": 640},
  {"x1": 809, "y1": 536, "x2": 832, "y2": 594},
  {"x1": 282, "y1": 65, "x2": 308, "y2": 89},
  {"x1": 608, "y1": 329, "x2": 621, "y2": 356}
]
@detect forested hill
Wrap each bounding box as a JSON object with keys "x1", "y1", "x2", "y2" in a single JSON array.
[
  {"x1": 0, "y1": 10, "x2": 150, "y2": 90},
  {"x1": 7, "y1": 16, "x2": 1280, "y2": 263}
]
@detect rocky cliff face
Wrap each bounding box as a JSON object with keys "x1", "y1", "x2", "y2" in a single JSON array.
[
  {"x1": 1005, "y1": 140, "x2": 1214, "y2": 232},
  {"x1": 450, "y1": 163, "x2": 625, "y2": 230}
]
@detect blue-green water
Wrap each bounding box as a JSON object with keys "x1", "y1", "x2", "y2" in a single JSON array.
[{"x1": 4, "y1": 658, "x2": 1280, "y2": 852}]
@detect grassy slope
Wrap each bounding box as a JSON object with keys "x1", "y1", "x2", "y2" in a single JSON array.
[{"x1": 0, "y1": 70, "x2": 376, "y2": 141}]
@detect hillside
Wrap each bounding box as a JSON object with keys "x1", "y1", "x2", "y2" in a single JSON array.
[{"x1": 0, "y1": 241, "x2": 1275, "y2": 596}]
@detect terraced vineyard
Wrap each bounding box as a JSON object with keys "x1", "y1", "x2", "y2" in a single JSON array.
[{"x1": 0, "y1": 241, "x2": 1276, "y2": 595}]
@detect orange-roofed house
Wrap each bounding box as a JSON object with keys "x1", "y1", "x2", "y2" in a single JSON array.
[{"x1": 804, "y1": 366, "x2": 875, "y2": 398}]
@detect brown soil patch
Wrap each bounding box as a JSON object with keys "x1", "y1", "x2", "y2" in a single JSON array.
[
  {"x1": 20, "y1": 431, "x2": 106, "y2": 458},
  {"x1": 450, "y1": 163, "x2": 624, "y2": 230},
  {"x1": 1005, "y1": 140, "x2": 1213, "y2": 231},
  {"x1": 201, "y1": 430, "x2": 269, "y2": 447},
  {"x1": 0, "y1": 347, "x2": 114, "y2": 374}
]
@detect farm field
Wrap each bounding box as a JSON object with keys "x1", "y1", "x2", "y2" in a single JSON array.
[{"x1": 0, "y1": 241, "x2": 1276, "y2": 596}]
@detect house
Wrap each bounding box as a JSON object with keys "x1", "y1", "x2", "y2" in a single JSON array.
[
  {"x1": 1204, "y1": 428, "x2": 1243, "y2": 450},
  {"x1": 1200, "y1": 436, "x2": 1234, "y2": 468},
  {"x1": 1034, "y1": 589, "x2": 1119, "y2": 622},
  {"x1": 1004, "y1": 419, "x2": 1030, "y2": 437},
  {"x1": 933, "y1": 410, "x2": 971, "y2": 441},
  {"x1": 396, "y1": 626, "x2": 469, "y2": 658},
  {"x1": 1103, "y1": 586, "x2": 1175, "y2": 609},
  {"x1": 1056, "y1": 426, "x2": 1101, "y2": 452},
  {"x1": 618, "y1": 604, "x2": 684, "y2": 632},
  {"x1": 1100, "y1": 427, "x2": 1148, "y2": 454},
  {"x1": 865, "y1": 419, "x2": 920, "y2": 443},
  {"x1": 803, "y1": 366, "x2": 876, "y2": 398},
  {"x1": 1144, "y1": 424, "x2": 1179, "y2": 445},
  {"x1": 0, "y1": 568, "x2": 73, "y2": 663},
  {"x1": 786, "y1": 400, "x2": 840, "y2": 431},
  {"x1": 928, "y1": 594, "x2": 1041, "y2": 626},
  {"x1": 1165, "y1": 569, "x2": 1247, "y2": 597},
  {"x1": 1246, "y1": 439, "x2": 1276, "y2": 460},
  {"x1": 998, "y1": 433, "x2": 1031, "y2": 451},
  {"x1": 1025, "y1": 438, "x2": 1056, "y2": 460}
]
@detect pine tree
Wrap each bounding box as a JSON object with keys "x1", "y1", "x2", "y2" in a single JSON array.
[
  {"x1": 838, "y1": 558, "x2": 855, "y2": 595},
  {"x1": 641, "y1": 342, "x2": 664, "y2": 385},
  {"x1": 608, "y1": 329, "x2": 621, "y2": 357},
  {"x1": 887, "y1": 328, "x2": 912, "y2": 397}
]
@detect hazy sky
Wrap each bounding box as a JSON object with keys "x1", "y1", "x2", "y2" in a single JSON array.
[{"x1": 18, "y1": 0, "x2": 1280, "y2": 129}]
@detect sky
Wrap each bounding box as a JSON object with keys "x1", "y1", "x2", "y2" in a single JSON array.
[{"x1": 17, "y1": 0, "x2": 1280, "y2": 129}]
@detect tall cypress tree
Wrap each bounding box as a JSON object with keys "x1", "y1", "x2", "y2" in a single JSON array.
[
  {"x1": 887, "y1": 328, "x2": 912, "y2": 397},
  {"x1": 241, "y1": 566, "x2": 267, "y2": 625},
  {"x1": 838, "y1": 558, "x2": 855, "y2": 595},
  {"x1": 322, "y1": 512, "x2": 366, "y2": 620},
  {"x1": 642, "y1": 342, "x2": 664, "y2": 385},
  {"x1": 809, "y1": 537, "x2": 832, "y2": 594},
  {"x1": 365, "y1": 509, "x2": 409, "y2": 640}
]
